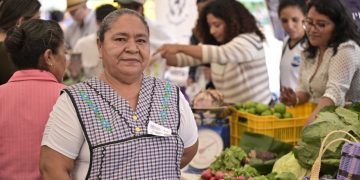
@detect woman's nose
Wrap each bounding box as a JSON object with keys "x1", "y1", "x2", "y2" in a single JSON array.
[{"x1": 125, "y1": 40, "x2": 139, "y2": 53}]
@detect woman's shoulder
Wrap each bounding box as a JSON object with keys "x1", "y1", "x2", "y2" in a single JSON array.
[
  {"x1": 338, "y1": 40, "x2": 360, "y2": 50},
  {"x1": 231, "y1": 33, "x2": 263, "y2": 49},
  {"x1": 235, "y1": 33, "x2": 261, "y2": 41}
]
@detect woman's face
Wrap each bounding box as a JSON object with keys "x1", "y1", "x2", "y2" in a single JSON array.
[
  {"x1": 279, "y1": 6, "x2": 306, "y2": 41},
  {"x1": 51, "y1": 43, "x2": 67, "y2": 82},
  {"x1": 98, "y1": 14, "x2": 150, "y2": 82},
  {"x1": 304, "y1": 7, "x2": 335, "y2": 49},
  {"x1": 207, "y1": 13, "x2": 226, "y2": 43}
]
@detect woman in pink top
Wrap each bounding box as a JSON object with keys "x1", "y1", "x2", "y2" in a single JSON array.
[{"x1": 0, "y1": 19, "x2": 66, "y2": 180}]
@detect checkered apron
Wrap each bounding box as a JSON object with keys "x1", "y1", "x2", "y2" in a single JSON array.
[
  {"x1": 64, "y1": 76, "x2": 184, "y2": 180},
  {"x1": 337, "y1": 142, "x2": 360, "y2": 180}
]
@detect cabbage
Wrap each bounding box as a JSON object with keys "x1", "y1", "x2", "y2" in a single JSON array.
[{"x1": 272, "y1": 152, "x2": 310, "y2": 180}]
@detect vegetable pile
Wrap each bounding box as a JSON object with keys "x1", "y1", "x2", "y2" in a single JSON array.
[
  {"x1": 201, "y1": 146, "x2": 297, "y2": 180},
  {"x1": 271, "y1": 103, "x2": 360, "y2": 178}
]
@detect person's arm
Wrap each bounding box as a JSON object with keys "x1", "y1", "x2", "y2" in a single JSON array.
[
  {"x1": 40, "y1": 93, "x2": 85, "y2": 179},
  {"x1": 305, "y1": 97, "x2": 334, "y2": 125},
  {"x1": 155, "y1": 44, "x2": 203, "y2": 67},
  {"x1": 181, "y1": 140, "x2": 199, "y2": 168},
  {"x1": 323, "y1": 42, "x2": 359, "y2": 106},
  {"x1": 156, "y1": 44, "x2": 203, "y2": 60},
  {"x1": 306, "y1": 42, "x2": 358, "y2": 125},
  {"x1": 177, "y1": 92, "x2": 199, "y2": 168},
  {"x1": 158, "y1": 34, "x2": 264, "y2": 65},
  {"x1": 40, "y1": 146, "x2": 74, "y2": 180}
]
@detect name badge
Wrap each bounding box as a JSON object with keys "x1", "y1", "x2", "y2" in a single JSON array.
[{"x1": 147, "y1": 121, "x2": 172, "y2": 137}]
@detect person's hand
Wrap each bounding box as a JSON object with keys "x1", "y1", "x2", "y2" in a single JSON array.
[
  {"x1": 280, "y1": 87, "x2": 297, "y2": 106},
  {"x1": 153, "y1": 44, "x2": 180, "y2": 66},
  {"x1": 154, "y1": 44, "x2": 180, "y2": 58}
]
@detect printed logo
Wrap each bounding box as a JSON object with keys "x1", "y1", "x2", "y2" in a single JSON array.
[{"x1": 291, "y1": 55, "x2": 301, "y2": 67}]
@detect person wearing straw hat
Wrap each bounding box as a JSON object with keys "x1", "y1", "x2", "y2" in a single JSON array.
[
  {"x1": 65, "y1": 0, "x2": 97, "y2": 82},
  {"x1": 65, "y1": 0, "x2": 97, "y2": 50}
]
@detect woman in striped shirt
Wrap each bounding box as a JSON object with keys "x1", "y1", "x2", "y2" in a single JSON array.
[{"x1": 156, "y1": 0, "x2": 272, "y2": 104}]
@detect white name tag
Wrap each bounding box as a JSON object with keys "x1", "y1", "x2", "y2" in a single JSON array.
[{"x1": 147, "y1": 121, "x2": 172, "y2": 136}]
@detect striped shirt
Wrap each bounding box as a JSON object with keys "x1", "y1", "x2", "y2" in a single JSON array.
[{"x1": 176, "y1": 33, "x2": 272, "y2": 104}]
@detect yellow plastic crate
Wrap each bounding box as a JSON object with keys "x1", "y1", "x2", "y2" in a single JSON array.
[{"x1": 229, "y1": 103, "x2": 316, "y2": 145}]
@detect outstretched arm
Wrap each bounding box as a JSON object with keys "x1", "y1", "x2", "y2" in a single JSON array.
[{"x1": 155, "y1": 44, "x2": 203, "y2": 66}]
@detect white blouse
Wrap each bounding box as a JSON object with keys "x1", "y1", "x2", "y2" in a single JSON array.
[{"x1": 296, "y1": 40, "x2": 360, "y2": 106}]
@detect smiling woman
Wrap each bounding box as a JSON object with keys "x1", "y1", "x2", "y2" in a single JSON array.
[
  {"x1": 40, "y1": 8, "x2": 198, "y2": 180},
  {"x1": 280, "y1": 0, "x2": 360, "y2": 125}
]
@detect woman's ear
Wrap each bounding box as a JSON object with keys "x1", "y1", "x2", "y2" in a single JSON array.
[
  {"x1": 42, "y1": 49, "x2": 55, "y2": 68},
  {"x1": 16, "y1": 17, "x2": 25, "y2": 27},
  {"x1": 97, "y1": 38, "x2": 103, "y2": 59}
]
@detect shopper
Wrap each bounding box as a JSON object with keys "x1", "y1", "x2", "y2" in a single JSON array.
[
  {"x1": 280, "y1": 0, "x2": 360, "y2": 124},
  {"x1": 72, "y1": 4, "x2": 117, "y2": 79},
  {"x1": 0, "y1": 19, "x2": 66, "y2": 180},
  {"x1": 278, "y1": 0, "x2": 307, "y2": 90},
  {"x1": 65, "y1": 0, "x2": 97, "y2": 81},
  {"x1": 40, "y1": 9, "x2": 198, "y2": 179},
  {"x1": 0, "y1": 0, "x2": 41, "y2": 85},
  {"x1": 156, "y1": 0, "x2": 272, "y2": 104}
]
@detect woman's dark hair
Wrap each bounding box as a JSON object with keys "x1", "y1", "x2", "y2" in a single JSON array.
[
  {"x1": 195, "y1": 0, "x2": 265, "y2": 45},
  {"x1": 95, "y1": 4, "x2": 117, "y2": 23},
  {"x1": 305, "y1": 0, "x2": 360, "y2": 58},
  {"x1": 98, "y1": 9, "x2": 149, "y2": 43},
  {"x1": 278, "y1": 0, "x2": 307, "y2": 17},
  {"x1": 117, "y1": 1, "x2": 142, "y2": 11},
  {"x1": 0, "y1": 0, "x2": 41, "y2": 32},
  {"x1": 4, "y1": 19, "x2": 64, "y2": 70},
  {"x1": 49, "y1": 10, "x2": 64, "y2": 23}
]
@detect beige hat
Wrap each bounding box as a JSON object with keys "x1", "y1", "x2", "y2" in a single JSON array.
[
  {"x1": 116, "y1": 0, "x2": 145, "y2": 5},
  {"x1": 66, "y1": 0, "x2": 87, "y2": 11}
]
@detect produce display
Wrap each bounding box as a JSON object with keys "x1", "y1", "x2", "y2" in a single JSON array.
[
  {"x1": 293, "y1": 105, "x2": 360, "y2": 177},
  {"x1": 234, "y1": 102, "x2": 293, "y2": 119},
  {"x1": 272, "y1": 103, "x2": 360, "y2": 179},
  {"x1": 200, "y1": 146, "x2": 297, "y2": 180}
]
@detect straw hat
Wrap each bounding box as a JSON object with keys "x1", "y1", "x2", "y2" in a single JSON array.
[
  {"x1": 66, "y1": 0, "x2": 87, "y2": 12},
  {"x1": 116, "y1": 0, "x2": 145, "y2": 5}
]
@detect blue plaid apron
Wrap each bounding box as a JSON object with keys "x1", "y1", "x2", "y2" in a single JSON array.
[{"x1": 65, "y1": 76, "x2": 184, "y2": 179}]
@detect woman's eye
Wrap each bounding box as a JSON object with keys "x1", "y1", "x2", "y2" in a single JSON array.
[
  {"x1": 292, "y1": 18, "x2": 299, "y2": 23},
  {"x1": 115, "y1": 37, "x2": 126, "y2": 42},
  {"x1": 317, "y1": 23, "x2": 326, "y2": 28},
  {"x1": 137, "y1": 39, "x2": 146, "y2": 43},
  {"x1": 281, "y1": 19, "x2": 288, "y2": 23}
]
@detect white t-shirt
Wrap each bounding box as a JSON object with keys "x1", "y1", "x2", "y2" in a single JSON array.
[
  {"x1": 73, "y1": 33, "x2": 103, "y2": 79},
  {"x1": 280, "y1": 36, "x2": 306, "y2": 89},
  {"x1": 41, "y1": 92, "x2": 198, "y2": 180},
  {"x1": 145, "y1": 17, "x2": 177, "y2": 79}
]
